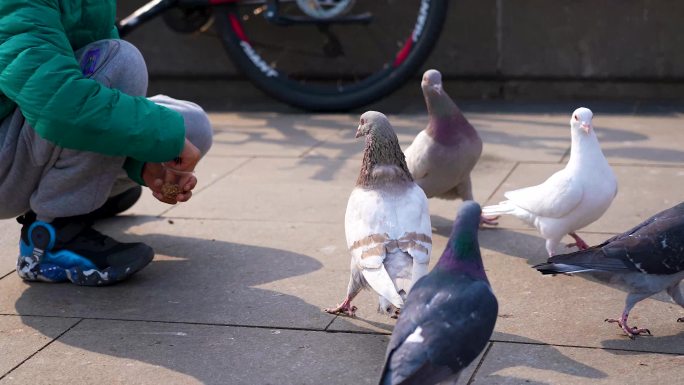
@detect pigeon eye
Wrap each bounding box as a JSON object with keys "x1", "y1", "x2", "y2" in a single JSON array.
[
  {"x1": 360, "y1": 118, "x2": 365, "y2": 125},
  {"x1": 573, "y1": 115, "x2": 579, "y2": 121}
]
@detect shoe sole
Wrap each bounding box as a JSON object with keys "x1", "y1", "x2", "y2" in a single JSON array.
[{"x1": 17, "y1": 244, "x2": 154, "y2": 286}]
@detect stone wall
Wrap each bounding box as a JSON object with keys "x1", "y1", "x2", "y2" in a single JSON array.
[{"x1": 118, "y1": 0, "x2": 684, "y2": 99}]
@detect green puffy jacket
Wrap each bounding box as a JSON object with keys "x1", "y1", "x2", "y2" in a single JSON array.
[{"x1": 0, "y1": 0, "x2": 185, "y2": 184}]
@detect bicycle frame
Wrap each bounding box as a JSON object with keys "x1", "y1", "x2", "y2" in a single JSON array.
[{"x1": 118, "y1": 0, "x2": 239, "y2": 37}]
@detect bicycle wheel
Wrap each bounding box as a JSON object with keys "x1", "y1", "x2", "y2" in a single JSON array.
[{"x1": 212, "y1": 0, "x2": 448, "y2": 111}]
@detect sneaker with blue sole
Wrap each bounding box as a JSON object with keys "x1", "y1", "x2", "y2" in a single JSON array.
[{"x1": 16, "y1": 212, "x2": 154, "y2": 286}]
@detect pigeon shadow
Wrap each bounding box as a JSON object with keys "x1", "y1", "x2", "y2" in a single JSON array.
[
  {"x1": 601, "y1": 331, "x2": 684, "y2": 355},
  {"x1": 465, "y1": 332, "x2": 607, "y2": 384},
  {"x1": 10, "y1": 215, "x2": 391, "y2": 384}
]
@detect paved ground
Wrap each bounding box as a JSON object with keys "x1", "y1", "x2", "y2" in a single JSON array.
[{"x1": 1, "y1": 99, "x2": 683, "y2": 384}]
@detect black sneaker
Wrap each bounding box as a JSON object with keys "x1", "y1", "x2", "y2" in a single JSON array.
[
  {"x1": 85, "y1": 186, "x2": 142, "y2": 221},
  {"x1": 16, "y1": 212, "x2": 154, "y2": 286}
]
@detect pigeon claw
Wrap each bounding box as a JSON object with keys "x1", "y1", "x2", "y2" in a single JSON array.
[
  {"x1": 479, "y1": 215, "x2": 499, "y2": 227},
  {"x1": 324, "y1": 303, "x2": 357, "y2": 317},
  {"x1": 567, "y1": 232, "x2": 590, "y2": 250},
  {"x1": 605, "y1": 318, "x2": 652, "y2": 339}
]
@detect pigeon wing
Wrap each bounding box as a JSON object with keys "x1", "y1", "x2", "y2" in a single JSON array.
[
  {"x1": 404, "y1": 131, "x2": 432, "y2": 180},
  {"x1": 600, "y1": 213, "x2": 684, "y2": 275},
  {"x1": 544, "y1": 212, "x2": 684, "y2": 275},
  {"x1": 380, "y1": 274, "x2": 498, "y2": 385},
  {"x1": 504, "y1": 170, "x2": 583, "y2": 218}
]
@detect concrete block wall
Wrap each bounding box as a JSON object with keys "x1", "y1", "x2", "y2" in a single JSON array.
[{"x1": 118, "y1": 0, "x2": 684, "y2": 99}]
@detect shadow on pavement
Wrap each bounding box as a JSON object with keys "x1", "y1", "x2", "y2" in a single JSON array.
[
  {"x1": 480, "y1": 333, "x2": 607, "y2": 384},
  {"x1": 10, "y1": 215, "x2": 395, "y2": 383}
]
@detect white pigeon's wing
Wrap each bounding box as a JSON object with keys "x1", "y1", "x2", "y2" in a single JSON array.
[
  {"x1": 402, "y1": 185, "x2": 432, "y2": 285},
  {"x1": 504, "y1": 169, "x2": 583, "y2": 218},
  {"x1": 345, "y1": 185, "x2": 432, "y2": 307},
  {"x1": 404, "y1": 131, "x2": 431, "y2": 180}
]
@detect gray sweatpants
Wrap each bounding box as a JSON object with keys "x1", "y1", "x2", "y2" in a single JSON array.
[{"x1": 0, "y1": 39, "x2": 213, "y2": 221}]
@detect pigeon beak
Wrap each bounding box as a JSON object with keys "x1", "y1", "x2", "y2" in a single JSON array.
[
  {"x1": 581, "y1": 122, "x2": 592, "y2": 134},
  {"x1": 355, "y1": 126, "x2": 363, "y2": 138},
  {"x1": 432, "y1": 84, "x2": 443, "y2": 95}
]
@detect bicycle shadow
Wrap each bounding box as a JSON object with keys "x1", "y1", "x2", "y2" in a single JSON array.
[{"x1": 11, "y1": 215, "x2": 390, "y2": 384}]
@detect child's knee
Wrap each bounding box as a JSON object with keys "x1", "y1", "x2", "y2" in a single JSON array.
[
  {"x1": 150, "y1": 95, "x2": 213, "y2": 156},
  {"x1": 186, "y1": 105, "x2": 213, "y2": 157},
  {"x1": 77, "y1": 39, "x2": 148, "y2": 96}
]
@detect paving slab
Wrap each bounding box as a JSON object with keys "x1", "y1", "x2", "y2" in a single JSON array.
[
  {"x1": 479, "y1": 228, "x2": 684, "y2": 354},
  {"x1": 571, "y1": 115, "x2": 684, "y2": 166},
  {"x1": 0, "y1": 315, "x2": 79, "y2": 376},
  {"x1": 0, "y1": 219, "x2": 20, "y2": 277},
  {"x1": 469, "y1": 113, "x2": 570, "y2": 163},
  {"x1": 209, "y1": 113, "x2": 351, "y2": 158},
  {"x1": 0, "y1": 318, "x2": 389, "y2": 385},
  {"x1": 2, "y1": 107, "x2": 683, "y2": 384},
  {"x1": 485, "y1": 163, "x2": 684, "y2": 234},
  {"x1": 470, "y1": 341, "x2": 684, "y2": 385},
  {"x1": 0, "y1": 218, "x2": 345, "y2": 330},
  {"x1": 123, "y1": 156, "x2": 252, "y2": 218}
]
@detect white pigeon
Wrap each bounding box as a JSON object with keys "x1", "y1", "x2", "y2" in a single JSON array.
[
  {"x1": 325, "y1": 111, "x2": 432, "y2": 317},
  {"x1": 404, "y1": 69, "x2": 497, "y2": 225},
  {"x1": 482, "y1": 107, "x2": 617, "y2": 256}
]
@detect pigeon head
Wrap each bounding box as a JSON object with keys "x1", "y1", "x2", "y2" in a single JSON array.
[
  {"x1": 571, "y1": 107, "x2": 594, "y2": 135},
  {"x1": 435, "y1": 201, "x2": 489, "y2": 281},
  {"x1": 421, "y1": 69, "x2": 456, "y2": 118},
  {"x1": 355, "y1": 111, "x2": 413, "y2": 188},
  {"x1": 421, "y1": 69, "x2": 443, "y2": 96},
  {"x1": 355, "y1": 111, "x2": 393, "y2": 139}
]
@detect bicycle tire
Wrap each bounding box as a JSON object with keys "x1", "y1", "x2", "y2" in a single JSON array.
[{"x1": 212, "y1": 0, "x2": 448, "y2": 111}]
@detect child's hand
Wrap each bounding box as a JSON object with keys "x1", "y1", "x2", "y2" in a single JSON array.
[
  {"x1": 142, "y1": 162, "x2": 197, "y2": 204},
  {"x1": 142, "y1": 138, "x2": 201, "y2": 204},
  {"x1": 170, "y1": 138, "x2": 201, "y2": 173}
]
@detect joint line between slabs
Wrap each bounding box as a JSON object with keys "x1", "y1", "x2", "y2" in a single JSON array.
[
  {"x1": 0, "y1": 314, "x2": 389, "y2": 336},
  {"x1": 158, "y1": 156, "x2": 255, "y2": 217},
  {"x1": 0, "y1": 318, "x2": 84, "y2": 381},
  {"x1": 467, "y1": 341, "x2": 494, "y2": 385},
  {"x1": 0, "y1": 270, "x2": 13, "y2": 280},
  {"x1": 484, "y1": 161, "x2": 519, "y2": 204},
  {"x1": 488, "y1": 338, "x2": 683, "y2": 356},
  {"x1": 298, "y1": 128, "x2": 347, "y2": 158},
  {"x1": 323, "y1": 315, "x2": 337, "y2": 331}
]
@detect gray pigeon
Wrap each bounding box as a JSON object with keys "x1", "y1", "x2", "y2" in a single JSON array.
[
  {"x1": 379, "y1": 201, "x2": 498, "y2": 385},
  {"x1": 534, "y1": 202, "x2": 684, "y2": 338},
  {"x1": 325, "y1": 111, "x2": 432, "y2": 317},
  {"x1": 404, "y1": 69, "x2": 496, "y2": 226}
]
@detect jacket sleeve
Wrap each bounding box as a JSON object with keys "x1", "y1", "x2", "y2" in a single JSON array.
[{"x1": 0, "y1": 1, "x2": 185, "y2": 163}]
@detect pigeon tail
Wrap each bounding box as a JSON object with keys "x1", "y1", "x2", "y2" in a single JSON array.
[
  {"x1": 482, "y1": 201, "x2": 517, "y2": 216},
  {"x1": 533, "y1": 262, "x2": 596, "y2": 275}
]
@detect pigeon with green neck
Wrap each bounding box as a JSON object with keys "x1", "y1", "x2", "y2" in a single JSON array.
[
  {"x1": 325, "y1": 111, "x2": 432, "y2": 318},
  {"x1": 379, "y1": 201, "x2": 498, "y2": 385}
]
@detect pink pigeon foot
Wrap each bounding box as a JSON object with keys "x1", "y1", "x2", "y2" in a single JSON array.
[
  {"x1": 324, "y1": 297, "x2": 357, "y2": 317},
  {"x1": 566, "y1": 232, "x2": 590, "y2": 250},
  {"x1": 605, "y1": 313, "x2": 652, "y2": 339},
  {"x1": 480, "y1": 215, "x2": 499, "y2": 227}
]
